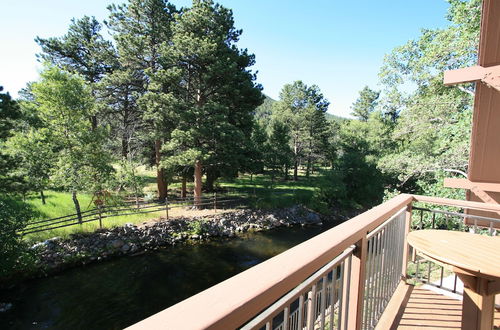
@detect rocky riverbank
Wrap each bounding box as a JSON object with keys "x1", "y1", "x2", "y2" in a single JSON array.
[{"x1": 26, "y1": 205, "x2": 331, "y2": 278}]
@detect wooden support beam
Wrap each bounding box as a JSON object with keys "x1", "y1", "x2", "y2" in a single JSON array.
[
  {"x1": 444, "y1": 64, "x2": 500, "y2": 91},
  {"x1": 444, "y1": 178, "x2": 500, "y2": 193},
  {"x1": 444, "y1": 65, "x2": 487, "y2": 85}
]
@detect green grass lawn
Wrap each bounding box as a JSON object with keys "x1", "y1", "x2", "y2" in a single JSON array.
[{"x1": 21, "y1": 168, "x2": 328, "y2": 242}]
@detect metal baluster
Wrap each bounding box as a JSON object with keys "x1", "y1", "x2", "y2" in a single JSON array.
[
  {"x1": 432, "y1": 212, "x2": 436, "y2": 229},
  {"x1": 372, "y1": 232, "x2": 380, "y2": 328},
  {"x1": 284, "y1": 306, "x2": 289, "y2": 330},
  {"x1": 320, "y1": 275, "x2": 327, "y2": 328},
  {"x1": 337, "y1": 262, "x2": 344, "y2": 330},
  {"x1": 382, "y1": 224, "x2": 391, "y2": 307},
  {"x1": 439, "y1": 267, "x2": 444, "y2": 288},
  {"x1": 298, "y1": 295, "x2": 304, "y2": 330},
  {"x1": 344, "y1": 255, "x2": 352, "y2": 330},
  {"x1": 376, "y1": 228, "x2": 386, "y2": 319},
  {"x1": 330, "y1": 267, "x2": 337, "y2": 330},
  {"x1": 453, "y1": 274, "x2": 458, "y2": 293},
  {"x1": 375, "y1": 231, "x2": 383, "y2": 323},
  {"x1": 307, "y1": 284, "x2": 317, "y2": 329},
  {"x1": 363, "y1": 236, "x2": 374, "y2": 330}
]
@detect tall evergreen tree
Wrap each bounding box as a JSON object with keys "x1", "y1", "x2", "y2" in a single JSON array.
[
  {"x1": 0, "y1": 87, "x2": 23, "y2": 192},
  {"x1": 36, "y1": 16, "x2": 116, "y2": 129},
  {"x1": 153, "y1": 0, "x2": 263, "y2": 202},
  {"x1": 350, "y1": 86, "x2": 380, "y2": 121},
  {"x1": 107, "y1": 0, "x2": 177, "y2": 199},
  {"x1": 274, "y1": 81, "x2": 329, "y2": 181}
]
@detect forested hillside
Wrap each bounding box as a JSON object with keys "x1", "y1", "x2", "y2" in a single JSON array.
[{"x1": 0, "y1": 0, "x2": 480, "y2": 274}]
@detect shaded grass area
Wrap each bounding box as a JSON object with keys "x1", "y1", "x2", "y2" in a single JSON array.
[
  {"x1": 218, "y1": 172, "x2": 321, "y2": 209},
  {"x1": 26, "y1": 191, "x2": 94, "y2": 221}
]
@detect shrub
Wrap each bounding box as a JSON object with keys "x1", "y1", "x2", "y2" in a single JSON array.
[{"x1": 0, "y1": 195, "x2": 36, "y2": 278}]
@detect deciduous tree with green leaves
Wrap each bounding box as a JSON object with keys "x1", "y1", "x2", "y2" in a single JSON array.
[{"x1": 31, "y1": 66, "x2": 114, "y2": 221}]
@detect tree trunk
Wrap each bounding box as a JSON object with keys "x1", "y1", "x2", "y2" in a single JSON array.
[
  {"x1": 181, "y1": 177, "x2": 187, "y2": 198},
  {"x1": 205, "y1": 168, "x2": 218, "y2": 192},
  {"x1": 194, "y1": 160, "x2": 203, "y2": 207},
  {"x1": 91, "y1": 115, "x2": 98, "y2": 131},
  {"x1": 40, "y1": 190, "x2": 46, "y2": 205},
  {"x1": 284, "y1": 163, "x2": 289, "y2": 180},
  {"x1": 155, "y1": 140, "x2": 167, "y2": 200},
  {"x1": 122, "y1": 86, "x2": 130, "y2": 159},
  {"x1": 72, "y1": 191, "x2": 82, "y2": 224},
  {"x1": 121, "y1": 135, "x2": 128, "y2": 159},
  {"x1": 306, "y1": 155, "x2": 311, "y2": 178},
  {"x1": 293, "y1": 158, "x2": 298, "y2": 181},
  {"x1": 293, "y1": 141, "x2": 299, "y2": 181}
]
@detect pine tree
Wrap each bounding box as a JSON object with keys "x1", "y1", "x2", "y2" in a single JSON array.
[
  {"x1": 36, "y1": 16, "x2": 117, "y2": 129},
  {"x1": 107, "y1": 0, "x2": 177, "y2": 199},
  {"x1": 274, "y1": 81, "x2": 329, "y2": 180},
  {"x1": 350, "y1": 86, "x2": 380, "y2": 121},
  {"x1": 154, "y1": 0, "x2": 263, "y2": 203}
]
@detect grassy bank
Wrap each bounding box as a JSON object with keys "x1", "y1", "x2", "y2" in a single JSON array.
[{"x1": 20, "y1": 168, "x2": 329, "y2": 242}]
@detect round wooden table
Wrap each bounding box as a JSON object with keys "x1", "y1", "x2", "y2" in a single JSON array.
[{"x1": 407, "y1": 230, "x2": 500, "y2": 330}]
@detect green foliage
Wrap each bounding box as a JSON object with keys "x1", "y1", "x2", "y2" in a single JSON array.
[
  {"x1": 113, "y1": 160, "x2": 146, "y2": 198},
  {"x1": 31, "y1": 66, "x2": 115, "y2": 195},
  {"x1": 272, "y1": 81, "x2": 330, "y2": 179},
  {"x1": 36, "y1": 16, "x2": 116, "y2": 84},
  {"x1": 0, "y1": 195, "x2": 36, "y2": 278},
  {"x1": 264, "y1": 120, "x2": 293, "y2": 180},
  {"x1": 187, "y1": 219, "x2": 207, "y2": 236},
  {"x1": 377, "y1": 0, "x2": 479, "y2": 196},
  {"x1": 0, "y1": 86, "x2": 24, "y2": 192},
  {"x1": 350, "y1": 86, "x2": 380, "y2": 121},
  {"x1": 154, "y1": 0, "x2": 263, "y2": 188},
  {"x1": 5, "y1": 128, "x2": 56, "y2": 199}
]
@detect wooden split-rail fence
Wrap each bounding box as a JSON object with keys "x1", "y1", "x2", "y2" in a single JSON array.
[{"x1": 20, "y1": 194, "x2": 247, "y2": 236}]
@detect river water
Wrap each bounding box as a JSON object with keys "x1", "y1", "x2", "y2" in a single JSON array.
[{"x1": 0, "y1": 223, "x2": 335, "y2": 329}]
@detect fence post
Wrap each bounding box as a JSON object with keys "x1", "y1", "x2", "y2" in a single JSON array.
[
  {"x1": 402, "y1": 202, "x2": 413, "y2": 279},
  {"x1": 165, "y1": 197, "x2": 169, "y2": 220},
  {"x1": 347, "y1": 236, "x2": 368, "y2": 330},
  {"x1": 98, "y1": 205, "x2": 103, "y2": 229},
  {"x1": 214, "y1": 192, "x2": 217, "y2": 213}
]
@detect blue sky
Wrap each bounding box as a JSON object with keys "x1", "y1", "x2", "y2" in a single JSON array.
[{"x1": 0, "y1": 0, "x2": 450, "y2": 117}]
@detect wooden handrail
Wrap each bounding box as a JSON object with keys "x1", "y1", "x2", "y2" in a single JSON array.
[
  {"x1": 412, "y1": 194, "x2": 500, "y2": 212},
  {"x1": 127, "y1": 194, "x2": 413, "y2": 330},
  {"x1": 127, "y1": 193, "x2": 500, "y2": 329}
]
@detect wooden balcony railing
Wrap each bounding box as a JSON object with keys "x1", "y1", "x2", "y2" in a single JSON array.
[{"x1": 126, "y1": 194, "x2": 500, "y2": 330}]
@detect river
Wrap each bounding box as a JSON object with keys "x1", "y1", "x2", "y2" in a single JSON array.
[{"x1": 0, "y1": 223, "x2": 336, "y2": 329}]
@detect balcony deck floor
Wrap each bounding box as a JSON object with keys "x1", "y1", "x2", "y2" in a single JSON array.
[{"x1": 394, "y1": 287, "x2": 500, "y2": 329}]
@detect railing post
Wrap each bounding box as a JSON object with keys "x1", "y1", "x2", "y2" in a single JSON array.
[
  {"x1": 347, "y1": 236, "x2": 368, "y2": 330},
  {"x1": 401, "y1": 202, "x2": 413, "y2": 279}
]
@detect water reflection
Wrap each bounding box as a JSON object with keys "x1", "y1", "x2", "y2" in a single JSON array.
[{"x1": 1, "y1": 223, "x2": 334, "y2": 330}]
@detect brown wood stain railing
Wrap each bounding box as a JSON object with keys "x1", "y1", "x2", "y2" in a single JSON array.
[{"x1": 126, "y1": 194, "x2": 500, "y2": 330}]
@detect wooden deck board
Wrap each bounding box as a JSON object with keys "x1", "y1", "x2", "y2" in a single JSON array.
[{"x1": 394, "y1": 287, "x2": 500, "y2": 329}]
